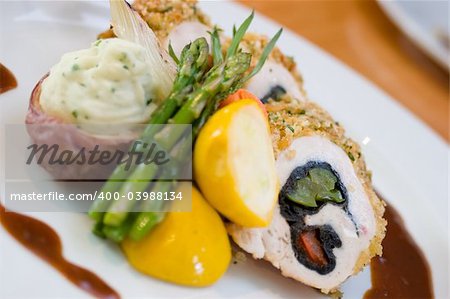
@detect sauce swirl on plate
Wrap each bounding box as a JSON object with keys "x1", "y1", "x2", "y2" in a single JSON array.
[
  {"x1": 365, "y1": 203, "x2": 434, "y2": 298},
  {"x1": 0, "y1": 204, "x2": 120, "y2": 299},
  {"x1": 0, "y1": 63, "x2": 17, "y2": 94},
  {"x1": 0, "y1": 199, "x2": 434, "y2": 298}
]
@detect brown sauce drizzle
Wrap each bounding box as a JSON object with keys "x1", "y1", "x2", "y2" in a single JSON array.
[
  {"x1": 0, "y1": 204, "x2": 120, "y2": 299},
  {"x1": 0, "y1": 198, "x2": 435, "y2": 298},
  {"x1": 0, "y1": 63, "x2": 18, "y2": 94},
  {"x1": 364, "y1": 203, "x2": 434, "y2": 298}
]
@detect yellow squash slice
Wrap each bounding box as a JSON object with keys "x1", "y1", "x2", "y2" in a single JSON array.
[
  {"x1": 194, "y1": 99, "x2": 279, "y2": 227},
  {"x1": 121, "y1": 186, "x2": 231, "y2": 287}
]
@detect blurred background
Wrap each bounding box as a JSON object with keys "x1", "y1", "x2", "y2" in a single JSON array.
[{"x1": 240, "y1": 0, "x2": 449, "y2": 141}]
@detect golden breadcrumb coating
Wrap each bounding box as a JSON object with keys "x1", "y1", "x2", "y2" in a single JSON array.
[
  {"x1": 132, "y1": 0, "x2": 211, "y2": 39},
  {"x1": 98, "y1": 0, "x2": 211, "y2": 40}
]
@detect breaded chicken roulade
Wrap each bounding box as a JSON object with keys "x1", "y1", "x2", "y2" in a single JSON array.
[{"x1": 228, "y1": 98, "x2": 386, "y2": 293}]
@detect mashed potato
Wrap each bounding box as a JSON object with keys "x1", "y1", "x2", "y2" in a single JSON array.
[{"x1": 40, "y1": 38, "x2": 159, "y2": 128}]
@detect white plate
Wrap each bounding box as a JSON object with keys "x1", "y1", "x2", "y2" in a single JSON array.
[
  {"x1": 0, "y1": 1, "x2": 448, "y2": 298},
  {"x1": 378, "y1": 0, "x2": 449, "y2": 69}
]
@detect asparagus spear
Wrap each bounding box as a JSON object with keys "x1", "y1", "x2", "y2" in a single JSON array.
[
  {"x1": 125, "y1": 24, "x2": 284, "y2": 237},
  {"x1": 128, "y1": 212, "x2": 164, "y2": 241},
  {"x1": 88, "y1": 37, "x2": 209, "y2": 221},
  {"x1": 123, "y1": 53, "x2": 254, "y2": 238},
  {"x1": 157, "y1": 52, "x2": 252, "y2": 149},
  {"x1": 103, "y1": 52, "x2": 252, "y2": 227},
  {"x1": 127, "y1": 184, "x2": 168, "y2": 241},
  {"x1": 93, "y1": 12, "x2": 283, "y2": 241},
  {"x1": 102, "y1": 213, "x2": 139, "y2": 243},
  {"x1": 102, "y1": 133, "x2": 192, "y2": 241},
  {"x1": 191, "y1": 27, "x2": 225, "y2": 136},
  {"x1": 128, "y1": 135, "x2": 193, "y2": 241},
  {"x1": 193, "y1": 28, "x2": 283, "y2": 135}
]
